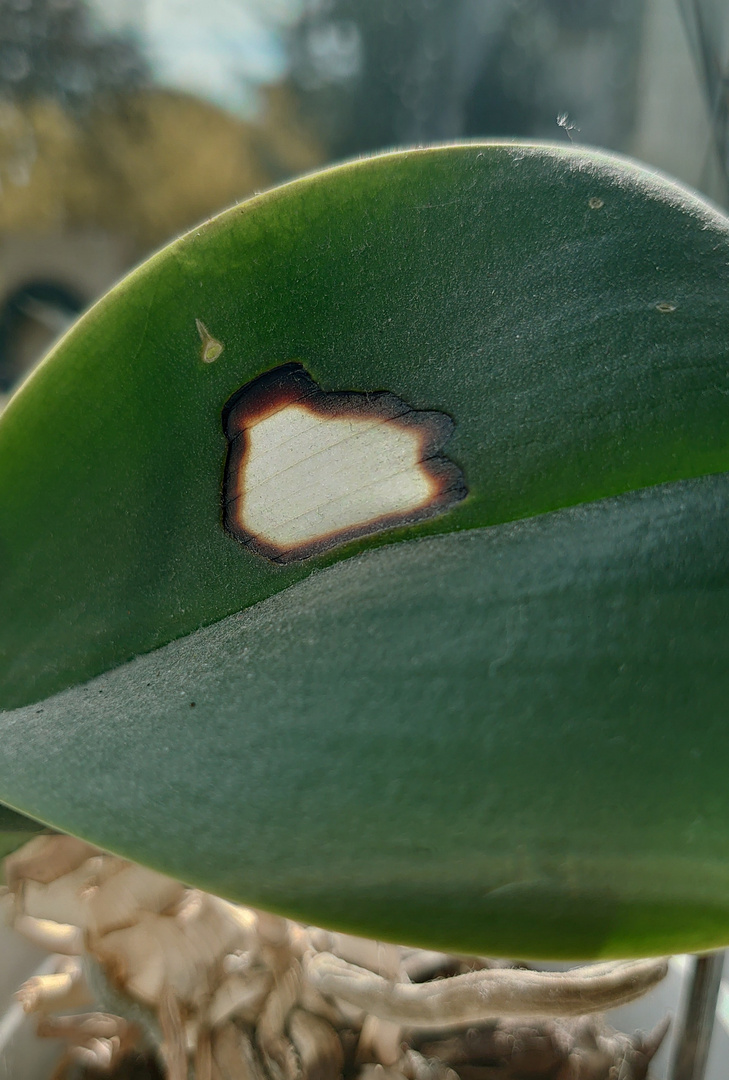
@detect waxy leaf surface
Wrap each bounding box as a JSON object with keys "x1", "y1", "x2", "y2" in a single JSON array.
[{"x1": 1, "y1": 145, "x2": 729, "y2": 956}]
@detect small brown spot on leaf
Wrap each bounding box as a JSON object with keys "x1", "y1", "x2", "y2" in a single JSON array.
[
  {"x1": 655, "y1": 302, "x2": 676, "y2": 313},
  {"x1": 588, "y1": 197, "x2": 604, "y2": 210},
  {"x1": 222, "y1": 363, "x2": 467, "y2": 563},
  {"x1": 196, "y1": 319, "x2": 224, "y2": 363}
]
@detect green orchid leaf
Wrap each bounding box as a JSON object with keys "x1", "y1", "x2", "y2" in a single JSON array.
[
  {"x1": 2, "y1": 473, "x2": 729, "y2": 958},
  {"x1": 2, "y1": 145, "x2": 729, "y2": 710},
  {"x1": 2, "y1": 144, "x2": 729, "y2": 957}
]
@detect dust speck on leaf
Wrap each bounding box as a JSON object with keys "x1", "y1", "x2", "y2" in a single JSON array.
[
  {"x1": 196, "y1": 318, "x2": 224, "y2": 363},
  {"x1": 556, "y1": 112, "x2": 579, "y2": 142}
]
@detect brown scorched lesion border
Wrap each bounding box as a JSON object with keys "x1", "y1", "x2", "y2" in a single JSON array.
[{"x1": 222, "y1": 363, "x2": 467, "y2": 563}]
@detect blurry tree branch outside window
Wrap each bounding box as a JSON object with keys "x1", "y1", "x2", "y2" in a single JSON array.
[{"x1": 0, "y1": 0, "x2": 727, "y2": 398}]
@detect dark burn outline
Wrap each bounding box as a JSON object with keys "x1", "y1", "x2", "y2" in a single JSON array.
[{"x1": 222, "y1": 362, "x2": 467, "y2": 563}]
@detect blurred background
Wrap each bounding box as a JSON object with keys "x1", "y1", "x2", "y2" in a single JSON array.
[{"x1": 0, "y1": 0, "x2": 726, "y2": 403}]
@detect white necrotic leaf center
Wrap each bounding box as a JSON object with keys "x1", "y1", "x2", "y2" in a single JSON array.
[
  {"x1": 241, "y1": 404, "x2": 435, "y2": 548},
  {"x1": 222, "y1": 363, "x2": 466, "y2": 562}
]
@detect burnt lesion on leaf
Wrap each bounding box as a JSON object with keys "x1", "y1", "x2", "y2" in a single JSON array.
[{"x1": 221, "y1": 363, "x2": 467, "y2": 563}]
